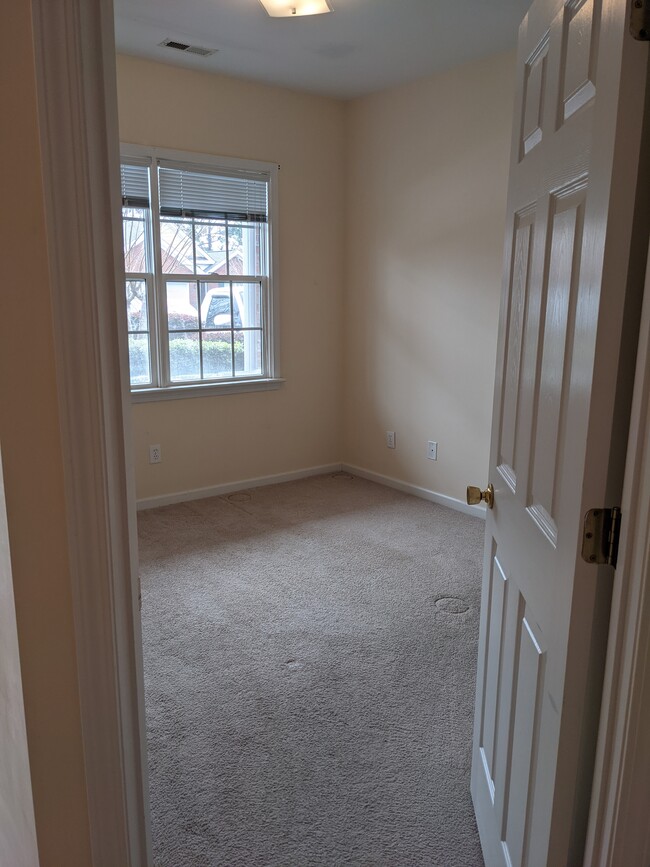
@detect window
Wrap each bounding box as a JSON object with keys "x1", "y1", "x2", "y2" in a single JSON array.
[{"x1": 120, "y1": 147, "x2": 279, "y2": 397}]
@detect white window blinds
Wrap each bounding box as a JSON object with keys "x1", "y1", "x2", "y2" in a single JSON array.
[
  {"x1": 158, "y1": 164, "x2": 269, "y2": 223},
  {"x1": 120, "y1": 163, "x2": 150, "y2": 208}
]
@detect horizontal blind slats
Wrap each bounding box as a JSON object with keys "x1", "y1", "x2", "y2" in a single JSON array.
[
  {"x1": 120, "y1": 163, "x2": 150, "y2": 208},
  {"x1": 158, "y1": 165, "x2": 268, "y2": 223}
]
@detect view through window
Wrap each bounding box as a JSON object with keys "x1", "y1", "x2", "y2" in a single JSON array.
[{"x1": 120, "y1": 149, "x2": 277, "y2": 392}]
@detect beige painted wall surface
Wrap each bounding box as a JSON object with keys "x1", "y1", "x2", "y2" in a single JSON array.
[
  {"x1": 0, "y1": 4, "x2": 92, "y2": 865},
  {"x1": 117, "y1": 55, "x2": 346, "y2": 500},
  {"x1": 343, "y1": 52, "x2": 515, "y2": 502}
]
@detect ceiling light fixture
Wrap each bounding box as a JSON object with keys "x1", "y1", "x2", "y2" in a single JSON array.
[{"x1": 258, "y1": 0, "x2": 333, "y2": 18}]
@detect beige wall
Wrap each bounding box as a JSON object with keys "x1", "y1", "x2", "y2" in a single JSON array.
[
  {"x1": 343, "y1": 52, "x2": 515, "y2": 502},
  {"x1": 118, "y1": 53, "x2": 513, "y2": 506},
  {"x1": 116, "y1": 56, "x2": 346, "y2": 501},
  {"x1": 0, "y1": 4, "x2": 92, "y2": 865}
]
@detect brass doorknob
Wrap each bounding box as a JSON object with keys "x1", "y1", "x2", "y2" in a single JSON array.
[{"x1": 467, "y1": 483, "x2": 494, "y2": 509}]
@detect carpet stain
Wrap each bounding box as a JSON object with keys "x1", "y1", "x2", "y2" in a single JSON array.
[
  {"x1": 435, "y1": 596, "x2": 471, "y2": 615},
  {"x1": 226, "y1": 492, "x2": 252, "y2": 503},
  {"x1": 284, "y1": 659, "x2": 303, "y2": 670}
]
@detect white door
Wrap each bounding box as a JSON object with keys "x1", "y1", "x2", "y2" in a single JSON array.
[{"x1": 470, "y1": 1, "x2": 648, "y2": 865}]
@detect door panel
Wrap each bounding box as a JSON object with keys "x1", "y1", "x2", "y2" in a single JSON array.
[
  {"x1": 522, "y1": 36, "x2": 550, "y2": 155},
  {"x1": 503, "y1": 611, "x2": 546, "y2": 867},
  {"x1": 498, "y1": 212, "x2": 535, "y2": 493},
  {"x1": 559, "y1": 0, "x2": 598, "y2": 122},
  {"x1": 528, "y1": 186, "x2": 586, "y2": 545},
  {"x1": 479, "y1": 553, "x2": 508, "y2": 798},
  {"x1": 471, "y1": 0, "x2": 648, "y2": 864}
]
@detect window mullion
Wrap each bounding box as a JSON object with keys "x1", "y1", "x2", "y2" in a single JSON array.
[
  {"x1": 198, "y1": 280, "x2": 205, "y2": 381},
  {"x1": 264, "y1": 171, "x2": 278, "y2": 379},
  {"x1": 144, "y1": 273, "x2": 157, "y2": 386},
  {"x1": 229, "y1": 282, "x2": 236, "y2": 377},
  {"x1": 149, "y1": 162, "x2": 170, "y2": 388},
  {"x1": 260, "y1": 276, "x2": 271, "y2": 379},
  {"x1": 224, "y1": 215, "x2": 230, "y2": 278},
  {"x1": 224, "y1": 221, "x2": 234, "y2": 377},
  {"x1": 139, "y1": 170, "x2": 156, "y2": 388},
  {"x1": 193, "y1": 219, "x2": 205, "y2": 382}
]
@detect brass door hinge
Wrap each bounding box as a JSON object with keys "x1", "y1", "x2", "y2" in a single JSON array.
[
  {"x1": 631, "y1": 0, "x2": 650, "y2": 40},
  {"x1": 581, "y1": 507, "x2": 622, "y2": 568}
]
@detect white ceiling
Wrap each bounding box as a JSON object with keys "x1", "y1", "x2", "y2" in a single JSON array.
[{"x1": 114, "y1": 0, "x2": 530, "y2": 100}]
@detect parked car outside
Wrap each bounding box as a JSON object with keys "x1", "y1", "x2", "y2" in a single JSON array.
[{"x1": 200, "y1": 287, "x2": 244, "y2": 329}]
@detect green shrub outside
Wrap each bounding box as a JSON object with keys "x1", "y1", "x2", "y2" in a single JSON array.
[{"x1": 128, "y1": 334, "x2": 245, "y2": 383}]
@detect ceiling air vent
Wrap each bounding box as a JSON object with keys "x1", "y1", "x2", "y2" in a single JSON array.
[{"x1": 159, "y1": 38, "x2": 217, "y2": 57}]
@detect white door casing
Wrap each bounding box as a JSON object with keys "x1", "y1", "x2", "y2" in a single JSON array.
[
  {"x1": 471, "y1": 1, "x2": 648, "y2": 866},
  {"x1": 584, "y1": 245, "x2": 650, "y2": 867},
  {"x1": 30, "y1": 0, "x2": 152, "y2": 863},
  {"x1": 0, "y1": 446, "x2": 39, "y2": 866}
]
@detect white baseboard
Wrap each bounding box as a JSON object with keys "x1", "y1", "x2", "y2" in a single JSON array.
[
  {"x1": 341, "y1": 464, "x2": 486, "y2": 519},
  {"x1": 137, "y1": 461, "x2": 485, "y2": 520},
  {"x1": 136, "y1": 463, "x2": 343, "y2": 510}
]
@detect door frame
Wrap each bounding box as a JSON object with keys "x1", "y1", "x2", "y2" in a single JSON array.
[
  {"x1": 30, "y1": 0, "x2": 151, "y2": 864},
  {"x1": 584, "y1": 242, "x2": 650, "y2": 867},
  {"x1": 27, "y1": 0, "x2": 649, "y2": 864}
]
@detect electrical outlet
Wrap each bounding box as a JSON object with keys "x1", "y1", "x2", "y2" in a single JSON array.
[
  {"x1": 149, "y1": 444, "x2": 162, "y2": 464},
  {"x1": 427, "y1": 441, "x2": 438, "y2": 461},
  {"x1": 386, "y1": 431, "x2": 396, "y2": 449}
]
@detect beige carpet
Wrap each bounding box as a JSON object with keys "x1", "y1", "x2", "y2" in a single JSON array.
[{"x1": 138, "y1": 472, "x2": 485, "y2": 866}]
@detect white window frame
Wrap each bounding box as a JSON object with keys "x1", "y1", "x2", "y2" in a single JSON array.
[{"x1": 121, "y1": 144, "x2": 282, "y2": 401}]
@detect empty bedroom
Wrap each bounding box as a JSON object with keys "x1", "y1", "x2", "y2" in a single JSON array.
[
  {"x1": 109, "y1": 0, "x2": 648, "y2": 865},
  {"x1": 117, "y1": 0, "x2": 514, "y2": 856},
  {"x1": 3, "y1": 0, "x2": 649, "y2": 865}
]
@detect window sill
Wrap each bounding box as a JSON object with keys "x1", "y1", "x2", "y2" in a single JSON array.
[{"x1": 130, "y1": 378, "x2": 285, "y2": 403}]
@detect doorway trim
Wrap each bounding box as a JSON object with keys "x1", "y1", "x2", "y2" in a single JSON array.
[
  {"x1": 27, "y1": 0, "x2": 649, "y2": 863},
  {"x1": 584, "y1": 244, "x2": 650, "y2": 867},
  {"x1": 30, "y1": 0, "x2": 150, "y2": 864}
]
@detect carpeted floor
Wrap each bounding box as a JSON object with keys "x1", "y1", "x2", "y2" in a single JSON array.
[{"x1": 138, "y1": 472, "x2": 486, "y2": 866}]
